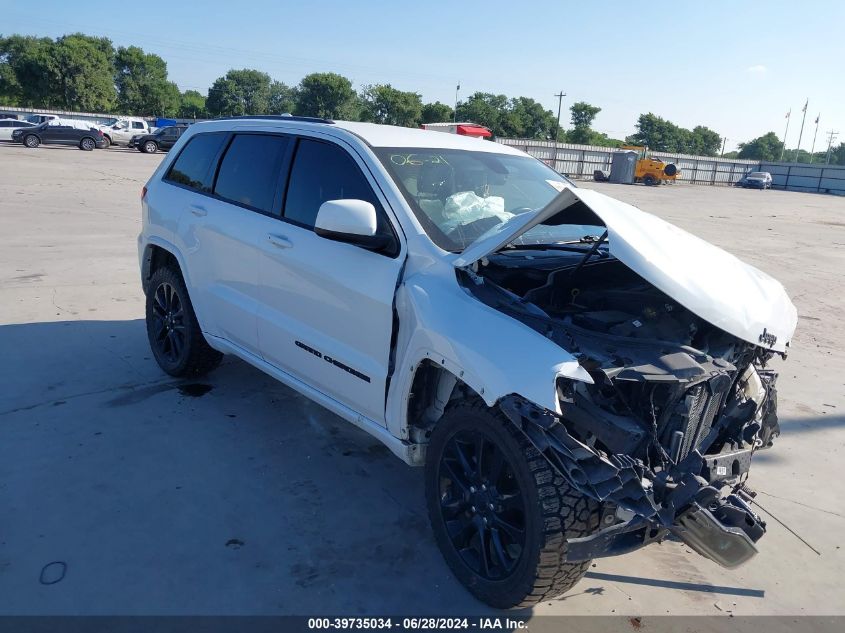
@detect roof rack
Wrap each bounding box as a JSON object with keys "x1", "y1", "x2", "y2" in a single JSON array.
[{"x1": 216, "y1": 114, "x2": 335, "y2": 124}]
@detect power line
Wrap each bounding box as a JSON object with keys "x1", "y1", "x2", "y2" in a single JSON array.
[
  {"x1": 825, "y1": 130, "x2": 839, "y2": 164},
  {"x1": 552, "y1": 90, "x2": 566, "y2": 170}
]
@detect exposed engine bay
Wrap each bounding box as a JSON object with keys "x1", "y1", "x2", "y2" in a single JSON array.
[{"x1": 458, "y1": 246, "x2": 784, "y2": 568}]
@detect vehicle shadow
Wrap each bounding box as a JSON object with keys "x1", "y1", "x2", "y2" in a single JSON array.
[
  {"x1": 0, "y1": 318, "x2": 532, "y2": 615},
  {"x1": 2, "y1": 318, "x2": 816, "y2": 615},
  {"x1": 583, "y1": 572, "x2": 765, "y2": 598}
]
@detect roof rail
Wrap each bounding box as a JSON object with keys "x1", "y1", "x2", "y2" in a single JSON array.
[{"x1": 216, "y1": 114, "x2": 335, "y2": 124}]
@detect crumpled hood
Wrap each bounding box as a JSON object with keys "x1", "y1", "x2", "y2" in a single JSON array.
[{"x1": 454, "y1": 186, "x2": 797, "y2": 353}]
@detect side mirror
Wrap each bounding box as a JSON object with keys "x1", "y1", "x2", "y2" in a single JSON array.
[{"x1": 314, "y1": 199, "x2": 391, "y2": 251}]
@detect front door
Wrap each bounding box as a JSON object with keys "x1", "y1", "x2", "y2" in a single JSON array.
[{"x1": 256, "y1": 136, "x2": 403, "y2": 425}]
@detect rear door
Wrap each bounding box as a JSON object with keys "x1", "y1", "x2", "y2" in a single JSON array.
[
  {"x1": 161, "y1": 127, "x2": 182, "y2": 149},
  {"x1": 256, "y1": 136, "x2": 404, "y2": 425},
  {"x1": 41, "y1": 125, "x2": 67, "y2": 144},
  {"x1": 174, "y1": 131, "x2": 291, "y2": 355}
]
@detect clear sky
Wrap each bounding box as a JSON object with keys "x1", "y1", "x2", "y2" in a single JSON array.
[{"x1": 2, "y1": 0, "x2": 843, "y2": 151}]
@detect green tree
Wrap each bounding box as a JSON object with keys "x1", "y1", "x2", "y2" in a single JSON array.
[
  {"x1": 0, "y1": 35, "x2": 58, "y2": 107},
  {"x1": 569, "y1": 101, "x2": 601, "y2": 129},
  {"x1": 295, "y1": 72, "x2": 357, "y2": 119},
  {"x1": 689, "y1": 125, "x2": 722, "y2": 156},
  {"x1": 508, "y1": 97, "x2": 558, "y2": 139},
  {"x1": 830, "y1": 143, "x2": 845, "y2": 166},
  {"x1": 455, "y1": 92, "x2": 509, "y2": 135},
  {"x1": 737, "y1": 132, "x2": 782, "y2": 161},
  {"x1": 360, "y1": 84, "x2": 422, "y2": 127},
  {"x1": 421, "y1": 101, "x2": 453, "y2": 124},
  {"x1": 268, "y1": 80, "x2": 296, "y2": 114},
  {"x1": 52, "y1": 33, "x2": 116, "y2": 111},
  {"x1": 178, "y1": 89, "x2": 206, "y2": 119},
  {"x1": 114, "y1": 46, "x2": 180, "y2": 116},
  {"x1": 206, "y1": 68, "x2": 272, "y2": 116},
  {"x1": 627, "y1": 113, "x2": 721, "y2": 155},
  {"x1": 567, "y1": 101, "x2": 602, "y2": 144}
]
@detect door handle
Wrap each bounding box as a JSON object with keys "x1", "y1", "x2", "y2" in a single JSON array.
[
  {"x1": 189, "y1": 205, "x2": 207, "y2": 217},
  {"x1": 267, "y1": 234, "x2": 293, "y2": 249}
]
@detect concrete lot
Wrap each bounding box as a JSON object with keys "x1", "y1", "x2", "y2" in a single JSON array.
[{"x1": 0, "y1": 143, "x2": 843, "y2": 618}]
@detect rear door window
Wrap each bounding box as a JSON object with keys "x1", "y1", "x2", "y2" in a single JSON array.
[
  {"x1": 213, "y1": 133, "x2": 290, "y2": 214},
  {"x1": 164, "y1": 132, "x2": 228, "y2": 192}
]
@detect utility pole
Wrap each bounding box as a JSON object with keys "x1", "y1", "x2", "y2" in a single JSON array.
[
  {"x1": 453, "y1": 82, "x2": 460, "y2": 123},
  {"x1": 794, "y1": 99, "x2": 808, "y2": 162},
  {"x1": 825, "y1": 131, "x2": 839, "y2": 164},
  {"x1": 720, "y1": 137, "x2": 727, "y2": 157},
  {"x1": 552, "y1": 90, "x2": 566, "y2": 171},
  {"x1": 780, "y1": 109, "x2": 791, "y2": 161},
  {"x1": 809, "y1": 114, "x2": 820, "y2": 163}
]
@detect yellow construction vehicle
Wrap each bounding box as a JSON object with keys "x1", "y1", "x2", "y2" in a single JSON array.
[{"x1": 620, "y1": 145, "x2": 680, "y2": 185}]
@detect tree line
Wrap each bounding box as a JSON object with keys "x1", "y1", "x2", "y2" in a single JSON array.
[{"x1": 2, "y1": 32, "x2": 843, "y2": 163}]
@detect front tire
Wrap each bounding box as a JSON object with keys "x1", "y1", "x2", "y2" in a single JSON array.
[
  {"x1": 143, "y1": 140, "x2": 158, "y2": 154},
  {"x1": 23, "y1": 134, "x2": 40, "y2": 148},
  {"x1": 425, "y1": 400, "x2": 599, "y2": 609},
  {"x1": 145, "y1": 265, "x2": 222, "y2": 377},
  {"x1": 643, "y1": 175, "x2": 657, "y2": 186}
]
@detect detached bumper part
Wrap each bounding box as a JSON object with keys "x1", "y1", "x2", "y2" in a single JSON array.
[
  {"x1": 673, "y1": 503, "x2": 758, "y2": 568},
  {"x1": 500, "y1": 394, "x2": 768, "y2": 569}
]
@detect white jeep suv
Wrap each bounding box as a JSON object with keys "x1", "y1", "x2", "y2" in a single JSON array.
[{"x1": 139, "y1": 116, "x2": 797, "y2": 608}]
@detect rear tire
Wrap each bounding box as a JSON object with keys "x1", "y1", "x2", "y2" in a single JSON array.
[
  {"x1": 145, "y1": 265, "x2": 222, "y2": 377},
  {"x1": 425, "y1": 400, "x2": 599, "y2": 609},
  {"x1": 23, "y1": 134, "x2": 40, "y2": 148},
  {"x1": 643, "y1": 175, "x2": 657, "y2": 186},
  {"x1": 80, "y1": 137, "x2": 96, "y2": 151}
]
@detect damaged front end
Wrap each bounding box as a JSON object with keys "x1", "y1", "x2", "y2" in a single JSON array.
[{"x1": 462, "y1": 255, "x2": 786, "y2": 569}]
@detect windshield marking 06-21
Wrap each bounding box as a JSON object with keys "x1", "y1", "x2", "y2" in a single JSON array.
[{"x1": 376, "y1": 147, "x2": 599, "y2": 253}]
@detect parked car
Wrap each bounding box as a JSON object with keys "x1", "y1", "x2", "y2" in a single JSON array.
[
  {"x1": 139, "y1": 116, "x2": 797, "y2": 609},
  {"x1": 128, "y1": 125, "x2": 186, "y2": 153},
  {"x1": 0, "y1": 118, "x2": 38, "y2": 141},
  {"x1": 99, "y1": 117, "x2": 153, "y2": 148},
  {"x1": 24, "y1": 113, "x2": 59, "y2": 124},
  {"x1": 736, "y1": 171, "x2": 773, "y2": 189},
  {"x1": 12, "y1": 119, "x2": 107, "y2": 150}
]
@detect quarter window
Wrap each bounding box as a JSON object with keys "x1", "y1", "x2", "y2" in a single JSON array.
[
  {"x1": 164, "y1": 132, "x2": 227, "y2": 192},
  {"x1": 284, "y1": 139, "x2": 381, "y2": 229},
  {"x1": 214, "y1": 134, "x2": 289, "y2": 213}
]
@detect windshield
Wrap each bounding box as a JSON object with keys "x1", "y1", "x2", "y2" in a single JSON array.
[
  {"x1": 376, "y1": 147, "x2": 593, "y2": 252},
  {"x1": 749, "y1": 172, "x2": 768, "y2": 178}
]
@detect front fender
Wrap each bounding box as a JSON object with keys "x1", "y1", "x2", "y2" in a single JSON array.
[{"x1": 385, "y1": 264, "x2": 592, "y2": 440}]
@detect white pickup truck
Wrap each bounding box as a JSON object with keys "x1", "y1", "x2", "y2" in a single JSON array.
[{"x1": 100, "y1": 117, "x2": 153, "y2": 147}]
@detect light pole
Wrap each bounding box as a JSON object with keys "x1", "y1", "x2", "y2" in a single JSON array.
[
  {"x1": 720, "y1": 137, "x2": 727, "y2": 157},
  {"x1": 552, "y1": 90, "x2": 566, "y2": 171},
  {"x1": 453, "y1": 83, "x2": 460, "y2": 123},
  {"x1": 809, "y1": 114, "x2": 820, "y2": 163},
  {"x1": 779, "y1": 109, "x2": 791, "y2": 161},
  {"x1": 794, "y1": 99, "x2": 808, "y2": 162}
]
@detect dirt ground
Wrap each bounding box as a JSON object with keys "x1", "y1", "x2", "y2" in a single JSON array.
[{"x1": 0, "y1": 142, "x2": 843, "y2": 619}]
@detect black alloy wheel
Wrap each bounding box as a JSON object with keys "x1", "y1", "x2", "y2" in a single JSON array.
[
  {"x1": 150, "y1": 281, "x2": 186, "y2": 365},
  {"x1": 438, "y1": 428, "x2": 527, "y2": 580}
]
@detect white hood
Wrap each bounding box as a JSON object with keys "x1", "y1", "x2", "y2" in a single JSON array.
[{"x1": 454, "y1": 187, "x2": 797, "y2": 354}]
